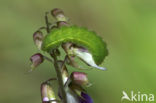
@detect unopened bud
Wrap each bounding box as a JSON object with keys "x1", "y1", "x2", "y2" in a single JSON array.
[
  {"x1": 62, "y1": 43, "x2": 82, "y2": 69},
  {"x1": 51, "y1": 8, "x2": 64, "y2": 16},
  {"x1": 33, "y1": 31, "x2": 43, "y2": 50},
  {"x1": 41, "y1": 83, "x2": 57, "y2": 103},
  {"x1": 62, "y1": 43, "x2": 73, "y2": 53},
  {"x1": 57, "y1": 61, "x2": 69, "y2": 84},
  {"x1": 30, "y1": 53, "x2": 44, "y2": 69},
  {"x1": 57, "y1": 21, "x2": 69, "y2": 28},
  {"x1": 51, "y1": 8, "x2": 67, "y2": 21},
  {"x1": 71, "y1": 72, "x2": 89, "y2": 86}
]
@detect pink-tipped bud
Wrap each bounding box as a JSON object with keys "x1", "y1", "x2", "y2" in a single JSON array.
[
  {"x1": 51, "y1": 8, "x2": 64, "y2": 17},
  {"x1": 71, "y1": 72, "x2": 89, "y2": 86},
  {"x1": 57, "y1": 21, "x2": 69, "y2": 28},
  {"x1": 33, "y1": 31, "x2": 43, "y2": 50},
  {"x1": 51, "y1": 8, "x2": 67, "y2": 21},
  {"x1": 41, "y1": 83, "x2": 57, "y2": 103},
  {"x1": 30, "y1": 53, "x2": 44, "y2": 69}
]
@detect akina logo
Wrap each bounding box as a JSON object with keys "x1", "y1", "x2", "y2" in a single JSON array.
[{"x1": 121, "y1": 91, "x2": 154, "y2": 102}]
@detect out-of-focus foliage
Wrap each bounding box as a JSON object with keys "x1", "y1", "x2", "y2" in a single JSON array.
[{"x1": 0, "y1": 0, "x2": 156, "y2": 103}]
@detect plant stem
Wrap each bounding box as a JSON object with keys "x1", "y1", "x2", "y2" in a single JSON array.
[
  {"x1": 52, "y1": 53, "x2": 67, "y2": 103},
  {"x1": 45, "y1": 12, "x2": 50, "y2": 33},
  {"x1": 45, "y1": 13, "x2": 67, "y2": 103}
]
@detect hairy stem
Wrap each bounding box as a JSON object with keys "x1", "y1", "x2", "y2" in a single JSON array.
[{"x1": 45, "y1": 13, "x2": 67, "y2": 103}]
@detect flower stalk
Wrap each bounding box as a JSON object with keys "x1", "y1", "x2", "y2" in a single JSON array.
[
  {"x1": 29, "y1": 8, "x2": 108, "y2": 103},
  {"x1": 51, "y1": 52, "x2": 67, "y2": 103},
  {"x1": 45, "y1": 13, "x2": 67, "y2": 103}
]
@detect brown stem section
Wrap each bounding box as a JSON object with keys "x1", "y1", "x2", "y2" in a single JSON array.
[
  {"x1": 45, "y1": 12, "x2": 67, "y2": 103},
  {"x1": 45, "y1": 12, "x2": 50, "y2": 33}
]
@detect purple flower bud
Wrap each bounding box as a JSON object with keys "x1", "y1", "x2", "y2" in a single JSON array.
[
  {"x1": 71, "y1": 72, "x2": 89, "y2": 86},
  {"x1": 57, "y1": 21, "x2": 69, "y2": 28},
  {"x1": 51, "y1": 8, "x2": 67, "y2": 21},
  {"x1": 41, "y1": 83, "x2": 57, "y2": 103},
  {"x1": 33, "y1": 31, "x2": 43, "y2": 50},
  {"x1": 30, "y1": 53, "x2": 44, "y2": 69},
  {"x1": 80, "y1": 92, "x2": 93, "y2": 103},
  {"x1": 51, "y1": 8, "x2": 64, "y2": 17}
]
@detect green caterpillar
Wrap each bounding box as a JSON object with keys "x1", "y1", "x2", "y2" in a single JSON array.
[{"x1": 42, "y1": 26, "x2": 108, "y2": 65}]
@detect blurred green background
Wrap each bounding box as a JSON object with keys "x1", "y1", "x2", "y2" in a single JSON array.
[{"x1": 0, "y1": 0, "x2": 156, "y2": 103}]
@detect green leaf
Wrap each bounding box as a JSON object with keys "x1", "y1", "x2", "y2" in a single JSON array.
[{"x1": 42, "y1": 26, "x2": 108, "y2": 65}]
